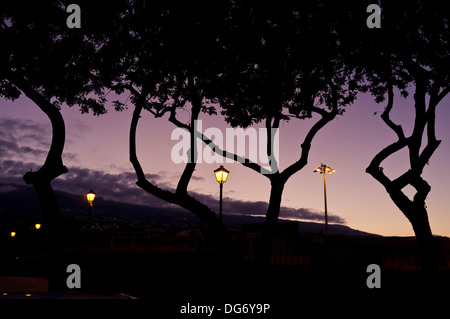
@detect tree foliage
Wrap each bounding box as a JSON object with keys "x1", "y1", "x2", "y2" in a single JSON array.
[
  {"x1": 214, "y1": 1, "x2": 361, "y2": 128},
  {"x1": 3, "y1": 0, "x2": 448, "y2": 270},
  {"x1": 0, "y1": 0, "x2": 125, "y2": 290},
  {"x1": 0, "y1": 1, "x2": 117, "y2": 114},
  {"x1": 97, "y1": 1, "x2": 367, "y2": 262}
]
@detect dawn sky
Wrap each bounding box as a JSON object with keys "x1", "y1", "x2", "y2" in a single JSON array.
[{"x1": 2, "y1": 86, "x2": 450, "y2": 237}]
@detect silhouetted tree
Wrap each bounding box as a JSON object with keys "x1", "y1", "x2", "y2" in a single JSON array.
[
  {"x1": 200, "y1": 1, "x2": 362, "y2": 262},
  {"x1": 98, "y1": 0, "x2": 236, "y2": 251},
  {"x1": 0, "y1": 1, "x2": 121, "y2": 290},
  {"x1": 103, "y1": 1, "x2": 361, "y2": 262},
  {"x1": 349, "y1": 0, "x2": 449, "y2": 270}
]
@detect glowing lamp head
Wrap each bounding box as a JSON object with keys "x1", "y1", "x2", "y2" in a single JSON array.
[
  {"x1": 86, "y1": 190, "x2": 96, "y2": 206},
  {"x1": 214, "y1": 166, "x2": 229, "y2": 184},
  {"x1": 10, "y1": 232, "x2": 16, "y2": 238},
  {"x1": 314, "y1": 164, "x2": 335, "y2": 174},
  {"x1": 35, "y1": 223, "x2": 41, "y2": 230}
]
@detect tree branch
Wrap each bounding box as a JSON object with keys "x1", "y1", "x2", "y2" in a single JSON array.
[
  {"x1": 168, "y1": 103, "x2": 190, "y2": 130},
  {"x1": 176, "y1": 92, "x2": 201, "y2": 195},
  {"x1": 129, "y1": 91, "x2": 149, "y2": 183},
  {"x1": 366, "y1": 69, "x2": 442, "y2": 216},
  {"x1": 380, "y1": 84, "x2": 406, "y2": 140},
  {"x1": 281, "y1": 83, "x2": 340, "y2": 182},
  {"x1": 435, "y1": 85, "x2": 450, "y2": 106},
  {"x1": 168, "y1": 101, "x2": 272, "y2": 176},
  {"x1": 411, "y1": 175, "x2": 431, "y2": 205},
  {"x1": 129, "y1": 96, "x2": 223, "y2": 228},
  {"x1": 367, "y1": 139, "x2": 409, "y2": 177},
  {"x1": 7, "y1": 72, "x2": 68, "y2": 183},
  {"x1": 264, "y1": 115, "x2": 280, "y2": 175},
  {"x1": 409, "y1": 76, "x2": 428, "y2": 169},
  {"x1": 200, "y1": 131, "x2": 272, "y2": 175},
  {"x1": 370, "y1": 83, "x2": 410, "y2": 188}
]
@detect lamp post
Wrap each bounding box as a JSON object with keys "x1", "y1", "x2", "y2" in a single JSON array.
[
  {"x1": 314, "y1": 164, "x2": 335, "y2": 236},
  {"x1": 86, "y1": 190, "x2": 96, "y2": 225},
  {"x1": 214, "y1": 166, "x2": 229, "y2": 222}
]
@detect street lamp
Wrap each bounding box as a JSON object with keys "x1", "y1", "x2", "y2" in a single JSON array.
[
  {"x1": 214, "y1": 165, "x2": 229, "y2": 222},
  {"x1": 86, "y1": 190, "x2": 96, "y2": 224},
  {"x1": 314, "y1": 163, "x2": 335, "y2": 236},
  {"x1": 86, "y1": 190, "x2": 96, "y2": 206},
  {"x1": 10, "y1": 231, "x2": 16, "y2": 238}
]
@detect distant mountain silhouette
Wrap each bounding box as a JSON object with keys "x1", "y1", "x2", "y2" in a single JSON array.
[{"x1": 0, "y1": 183, "x2": 381, "y2": 237}]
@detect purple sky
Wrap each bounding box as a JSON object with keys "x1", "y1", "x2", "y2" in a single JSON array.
[{"x1": 1, "y1": 89, "x2": 450, "y2": 236}]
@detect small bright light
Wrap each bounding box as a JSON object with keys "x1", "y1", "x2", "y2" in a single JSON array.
[
  {"x1": 86, "y1": 190, "x2": 96, "y2": 206},
  {"x1": 10, "y1": 232, "x2": 16, "y2": 238},
  {"x1": 35, "y1": 224, "x2": 41, "y2": 230},
  {"x1": 214, "y1": 166, "x2": 229, "y2": 184},
  {"x1": 314, "y1": 164, "x2": 335, "y2": 175}
]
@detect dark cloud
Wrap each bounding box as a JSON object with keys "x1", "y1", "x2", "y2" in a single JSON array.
[
  {"x1": 0, "y1": 139, "x2": 18, "y2": 158},
  {"x1": 51, "y1": 166, "x2": 168, "y2": 207},
  {"x1": 0, "y1": 117, "x2": 78, "y2": 164},
  {"x1": 1, "y1": 159, "x2": 40, "y2": 179},
  {"x1": 0, "y1": 118, "x2": 51, "y2": 162},
  {"x1": 0, "y1": 117, "x2": 165, "y2": 206},
  {"x1": 218, "y1": 198, "x2": 346, "y2": 224},
  {"x1": 0, "y1": 117, "x2": 51, "y2": 138},
  {"x1": 190, "y1": 175, "x2": 205, "y2": 182},
  {"x1": 0, "y1": 139, "x2": 47, "y2": 161},
  {"x1": 172, "y1": 191, "x2": 346, "y2": 224},
  {"x1": 1, "y1": 157, "x2": 346, "y2": 224},
  {"x1": 0, "y1": 118, "x2": 346, "y2": 224},
  {"x1": 279, "y1": 206, "x2": 345, "y2": 224},
  {"x1": 1, "y1": 152, "x2": 347, "y2": 224}
]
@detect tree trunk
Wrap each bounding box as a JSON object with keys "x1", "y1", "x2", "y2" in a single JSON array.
[
  {"x1": 22, "y1": 161, "x2": 68, "y2": 293},
  {"x1": 28, "y1": 180, "x2": 66, "y2": 292},
  {"x1": 12, "y1": 75, "x2": 69, "y2": 292},
  {"x1": 256, "y1": 178, "x2": 285, "y2": 265},
  {"x1": 368, "y1": 162, "x2": 437, "y2": 273},
  {"x1": 130, "y1": 100, "x2": 238, "y2": 261},
  {"x1": 386, "y1": 186, "x2": 436, "y2": 272},
  {"x1": 408, "y1": 204, "x2": 436, "y2": 272}
]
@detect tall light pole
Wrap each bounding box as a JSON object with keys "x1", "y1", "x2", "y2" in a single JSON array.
[
  {"x1": 314, "y1": 164, "x2": 335, "y2": 236},
  {"x1": 86, "y1": 190, "x2": 96, "y2": 226},
  {"x1": 214, "y1": 166, "x2": 229, "y2": 222}
]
